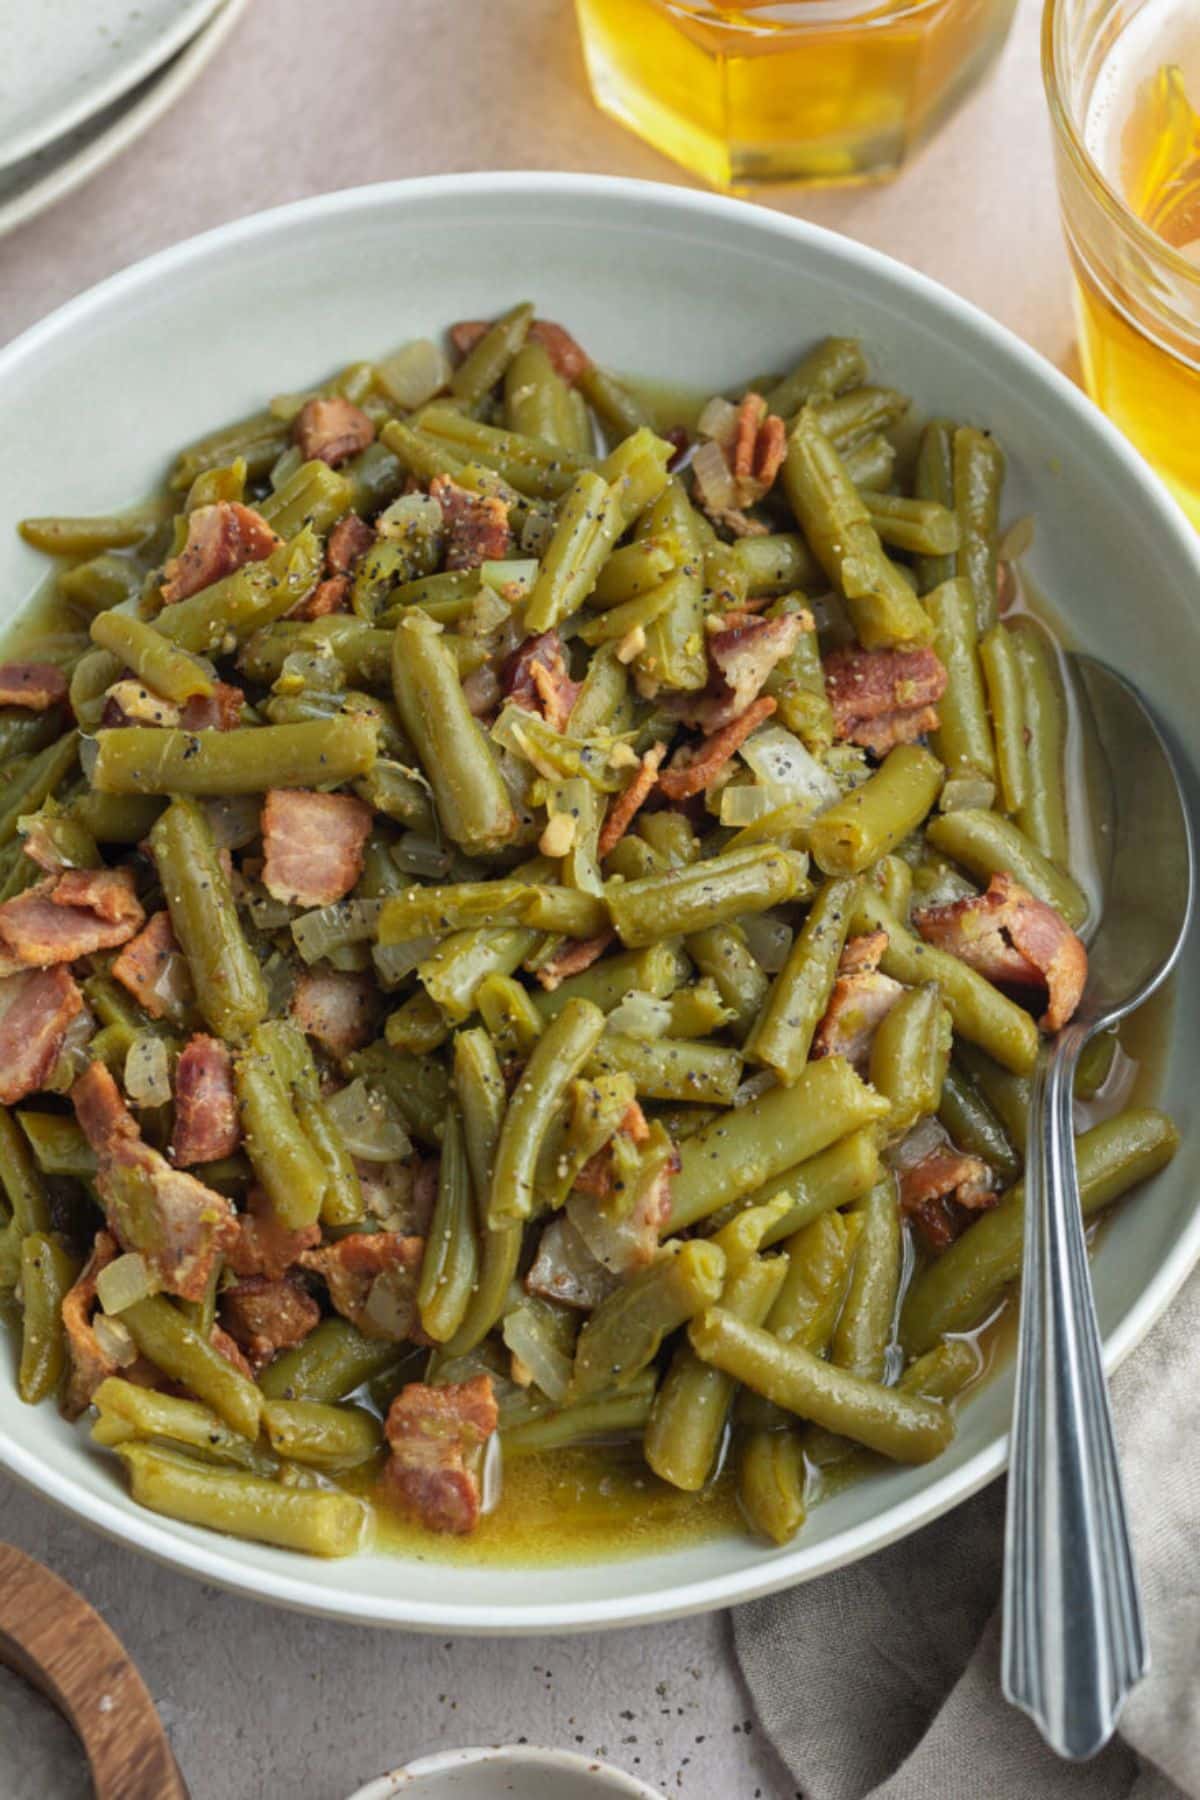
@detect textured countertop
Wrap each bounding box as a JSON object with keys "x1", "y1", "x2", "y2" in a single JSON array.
[{"x1": 0, "y1": 3, "x2": 1070, "y2": 1795}]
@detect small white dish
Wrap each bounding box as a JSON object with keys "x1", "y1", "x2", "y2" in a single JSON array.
[
  {"x1": 0, "y1": 0, "x2": 227, "y2": 173},
  {"x1": 0, "y1": 0, "x2": 250, "y2": 241},
  {"x1": 349, "y1": 1745, "x2": 667, "y2": 1799}
]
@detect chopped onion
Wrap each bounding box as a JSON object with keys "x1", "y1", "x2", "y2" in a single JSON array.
[
  {"x1": 390, "y1": 832, "x2": 454, "y2": 880},
  {"x1": 78, "y1": 736, "x2": 99, "y2": 782},
  {"x1": 268, "y1": 390, "x2": 308, "y2": 423},
  {"x1": 372, "y1": 935, "x2": 439, "y2": 986},
  {"x1": 466, "y1": 585, "x2": 511, "y2": 636},
  {"x1": 377, "y1": 492, "x2": 444, "y2": 542},
  {"x1": 262, "y1": 951, "x2": 296, "y2": 1016},
  {"x1": 202, "y1": 795, "x2": 262, "y2": 851},
  {"x1": 691, "y1": 438, "x2": 737, "y2": 514},
  {"x1": 719, "y1": 781, "x2": 798, "y2": 827},
  {"x1": 245, "y1": 883, "x2": 295, "y2": 930},
  {"x1": 375, "y1": 337, "x2": 452, "y2": 409},
  {"x1": 525, "y1": 1216, "x2": 618, "y2": 1311},
  {"x1": 92, "y1": 1314, "x2": 137, "y2": 1368},
  {"x1": 360, "y1": 1266, "x2": 419, "y2": 1340},
  {"x1": 740, "y1": 724, "x2": 841, "y2": 813},
  {"x1": 269, "y1": 442, "x2": 304, "y2": 485},
  {"x1": 939, "y1": 776, "x2": 996, "y2": 813},
  {"x1": 738, "y1": 911, "x2": 795, "y2": 974},
  {"x1": 479, "y1": 1432, "x2": 503, "y2": 1517},
  {"x1": 291, "y1": 899, "x2": 381, "y2": 964},
  {"x1": 886, "y1": 1116, "x2": 949, "y2": 1174},
  {"x1": 606, "y1": 992, "x2": 673, "y2": 1039},
  {"x1": 275, "y1": 650, "x2": 345, "y2": 696},
  {"x1": 520, "y1": 510, "x2": 556, "y2": 557},
  {"x1": 125, "y1": 1034, "x2": 171, "y2": 1108},
  {"x1": 324, "y1": 1078, "x2": 412, "y2": 1161},
  {"x1": 733, "y1": 1070, "x2": 777, "y2": 1108},
  {"x1": 480, "y1": 559, "x2": 539, "y2": 601},
  {"x1": 501, "y1": 1299, "x2": 577, "y2": 1404},
  {"x1": 696, "y1": 395, "x2": 738, "y2": 446},
  {"x1": 96, "y1": 1251, "x2": 153, "y2": 1316},
  {"x1": 998, "y1": 514, "x2": 1035, "y2": 562}
]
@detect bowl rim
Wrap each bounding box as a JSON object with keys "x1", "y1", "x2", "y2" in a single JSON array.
[
  {"x1": 2, "y1": 169, "x2": 1199, "y2": 1633},
  {"x1": 347, "y1": 1744, "x2": 667, "y2": 1798}
]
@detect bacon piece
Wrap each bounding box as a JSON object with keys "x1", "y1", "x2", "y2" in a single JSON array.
[
  {"x1": 227, "y1": 1188, "x2": 320, "y2": 1282},
  {"x1": 824, "y1": 646, "x2": 947, "y2": 756},
  {"x1": 219, "y1": 1274, "x2": 320, "y2": 1372},
  {"x1": 728, "y1": 394, "x2": 788, "y2": 506},
  {"x1": 383, "y1": 1375, "x2": 498, "y2": 1535},
  {"x1": 812, "y1": 933, "x2": 904, "y2": 1068},
  {"x1": 289, "y1": 968, "x2": 378, "y2": 1059},
  {"x1": 293, "y1": 396, "x2": 375, "y2": 467},
  {"x1": 676, "y1": 612, "x2": 806, "y2": 734},
  {"x1": 0, "y1": 867, "x2": 144, "y2": 972},
  {"x1": 429, "y1": 474, "x2": 510, "y2": 571},
  {"x1": 326, "y1": 512, "x2": 376, "y2": 575},
  {"x1": 450, "y1": 318, "x2": 592, "y2": 383},
  {"x1": 161, "y1": 502, "x2": 280, "y2": 604},
  {"x1": 261, "y1": 789, "x2": 373, "y2": 909},
  {"x1": 111, "y1": 910, "x2": 192, "y2": 1021},
  {"x1": 658, "y1": 694, "x2": 777, "y2": 802},
  {"x1": 899, "y1": 1147, "x2": 997, "y2": 1252},
  {"x1": 621, "y1": 1098, "x2": 651, "y2": 1145},
  {"x1": 289, "y1": 575, "x2": 349, "y2": 621},
  {"x1": 0, "y1": 662, "x2": 68, "y2": 711},
  {"x1": 179, "y1": 681, "x2": 245, "y2": 733},
  {"x1": 912, "y1": 873, "x2": 1087, "y2": 1032},
  {"x1": 71, "y1": 1061, "x2": 237, "y2": 1301},
  {"x1": 0, "y1": 966, "x2": 83, "y2": 1103},
  {"x1": 501, "y1": 629, "x2": 579, "y2": 729},
  {"x1": 171, "y1": 1034, "x2": 240, "y2": 1167},
  {"x1": 101, "y1": 680, "x2": 181, "y2": 730},
  {"x1": 301, "y1": 1232, "x2": 425, "y2": 1341},
  {"x1": 534, "y1": 930, "x2": 615, "y2": 992},
  {"x1": 62, "y1": 1230, "x2": 121, "y2": 1417},
  {"x1": 597, "y1": 744, "x2": 666, "y2": 857}
]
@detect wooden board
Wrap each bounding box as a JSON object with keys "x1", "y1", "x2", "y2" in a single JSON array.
[{"x1": 0, "y1": 1541, "x2": 189, "y2": 1798}]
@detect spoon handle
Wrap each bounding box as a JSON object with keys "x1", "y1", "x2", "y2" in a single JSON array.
[{"x1": 1002, "y1": 1028, "x2": 1148, "y2": 1758}]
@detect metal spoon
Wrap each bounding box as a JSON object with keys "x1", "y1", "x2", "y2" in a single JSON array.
[{"x1": 1002, "y1": 653, "x2": 1194, "y2": 1760}]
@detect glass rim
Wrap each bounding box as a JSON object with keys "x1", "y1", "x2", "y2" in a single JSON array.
[
  {"x1": 666, "y1": 0, "x2": 960, "y2": 33},
  {"x1": 1041, "y1": 0, "x2": 1200, "y2": 290}
]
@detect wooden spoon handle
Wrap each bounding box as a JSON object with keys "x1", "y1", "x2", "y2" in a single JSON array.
[{"x1": 0, "y1": 1542, "x2": 189, "y2": 1799}]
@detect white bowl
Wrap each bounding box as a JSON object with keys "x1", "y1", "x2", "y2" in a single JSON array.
[
  {"x1": 1, "y1": 173, "x2": 1198, "y2": 1633},
  {"x1": 348, "y1": 1746, "x2": 666, "y2": 1799}
]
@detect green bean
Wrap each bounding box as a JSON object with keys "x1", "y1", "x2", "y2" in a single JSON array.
[
  {"x1": 954, "y1": 1041, "x2": 1032, "y2": 1153},
  {"x1": 746, "y1": 877, "x2": 857, "y2": 1082},
  {"x1": 532, "y1": 942, "x2": 680, "y2": 1023},
  {"x1": 123, "y1": 1295, "x2": 262, "y2": 1438},
  {"x1": 728, "y1": 533, "x2": 823, "y2": 598},
  {"x1": 236, "y1": 1031, "x2": 329, "y2": 1230},
  {"x1": 57, "y1": 553, "x2": 146, "y2": 614},
  {"x1": 385, "y1": 989, "x2": 451, "y2": 1054},
  {"x1": 577, "y1": 365, "x2": 649, "y2": 439},
  {"x1": 645, "y1": 1253, "x2": 788, "y2": 1491},
  {"x1": 867, "y1": 853, "x2": 912, "y2": 919},
  {"x1": 566, "y1": 641, "x2": 630, "y2": 737},
  {"x1": 504, "y1": 339, "x2": 571, "y2": 444},
  {"x1": 587, "y1": 541, "x2": 675, "y2": 608},
  {"x1": 868, "y1": 984, "x2": 952, "y2": 1137},
  {"x1": 390, "y1": 611, "x2": 515, "y2": 856},
  {"x1": 417, "y1": 1105, "x2": 478, "y2": 1342},
  {"x1": 343, "y1": 442, "x2": 406, "y2": 516},
  {"x1": 925, "y1": 809, "x2": 1087, "y2": 930},
  {"x1": 91, "y1": 1378, "x2": 276, "y2": 1474},
  {"x1": 833, "y1": 1181, "x2": 902, "y2": 1382},
  {"x1": 634, "y1": 482, "x2": 707, "y2": 692},
  {"x1": 151, "y1": 798, "x2": 267, "y2": 1041},
  {"x1": 684, "y1": 923, "x2": 769, "y2": 1043},
  {"x1": 691, "y1": 1307, "x2": 951, "y2": 1462},
  {"x1": 89, "y1": 610, "x2": 215, "y2": 704},
  {"x1": 475, "y1": 975, "x2": 543, "y2": 1058},
  {"x1": 155, "y1": 528, "x2": 322, "y2": 655},
  {"x1": 262, "y1": 1399, "x2": 382, "y2": 1471},
  {"x1": 570, "y1": 1239, "x2": 726, "y2": 1401},
  {"x1": 1009, "y1": 617, "x2": 1071, "y2": 867},
  {"x1": 979, "y1": 622, "x2": 1028, "y2": 815},
  {"x1": 116, "y1": 1442, "x2": 366, "y2": 1556},
  {"x1": 418, "y1": 404, "x2": 593, "y2": 498},
  {"x1": 668, "y1": 1057, "x2": 889, "y2": 1232},
  {"x1": 523, "y1": 471, "x2": 619, "y2": 633},
  {"x1": 502, "y1": 1373, "x2": 657, "y2": 1453},
  {"x1": 850, "y1": 886, "x2": 1040, "y2": 1074},
  {"x1": 0, "y1": 731, "x2": 78, "y2": 847},
  {"x1": 380, "y1": 418, "x2": 469, "y2": 487},
  {"x1": 94, "y1": 716, "x2": 376, "y2": 796},
  {"x1": 0, "y1": 1107, "x2": 53, "y2": 1235},
  {"x1": 438, "y1": 1030, "x2": 519, "y2": 1358},
  {"x1": 863, "y1": 492, "x2": 960, "y2": 558},
  {"x1": 901, "y1": 1108, "x2": 1180, "y2": 1354},
  {"x1": 19, "y1": 505, "x2": 167, "y2": 556},
  {"x1": 783, "y1": 412, "x2": 931, "y2": 651},
  {"x1": 451, "y1": 302, "x2": 533, "y2": 404},
  {"x1": 737, "y1": 1428, "x2": 808, "y2": 1543},
  {"x1": 258, "y1": 460, "x2": 352, "y2": 539},
  {"x1": 937, "y1": 1061, "x2": 1022, "y2": 1185},
  {"x1": 419, "y1": 925, "x2": 542, "y2": 1023},
  {"x1": 0, "y1": 706, "x2": 66, "y2": 765},
  {"x1": 923, "y1": 577, "x2": 996, "y2": 782},
  {"x1": 664, "y1": 979, "x2": 734, "y2": 1038},
  {"x1": 953, "y1": 427, "x2": 1005, "y2": 633},
  {"x1": 16, "y1": 1112, "x2": 96, "y2": 1181},
  {"x1": 239, "y1": 615, "x2": 392, "y2": 689},
  {"x1": 257, "y1": 1316, "x2": 403, "y2": 1402},
  {"x1": 809, "y1": 746, "x2": 943, "y2": 877},
  {"x1": 609, "y1": 845, "x2": 809, "y2": 949},
  {"x1": 713, "y1": 1126, "x2": 881, "y2": 1250},
  {"x1": 488, "y1": 999, "x2": 606, "y2": 1223},
  {"x1": 17, "y1": 1233, "x2": 77, "y2": 1403},
  {"x1": 590, "y1": 1032, "x2": 743, "y2": 1105},
  {"x1": 170, "y1": 411, "x2": 291, "y2": 490},
  {"x1": 811, "y1": 384, "x2": 909, "y2": 448},
  {"x1": 764, "y1": 337, "x2": 867, "y2": 418},
  {"x1": 762, "y1": 598, "x2": 834, "y2": 748},
  {"x1": 842, "y1": 435, "x2": 897, "y2": 493},
  {"x1": 912, "y1": 420, "x2": 957, "y2": 593},
  {"x1": 576, "y1": 579, "x2": 678, "y2": 646}
]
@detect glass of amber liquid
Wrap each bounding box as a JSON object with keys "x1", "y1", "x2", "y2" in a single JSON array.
[
  {"x1": 574, "y1": 0, "x2": 1019, "y2": 190},
  {"x1": 1045, "y1": 0, "x2": 1200, "y2": 528}
]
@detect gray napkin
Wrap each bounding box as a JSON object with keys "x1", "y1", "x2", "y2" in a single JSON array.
[{"x1": 734, "y1": 1265, "x2": 1200, "y2": 1800}]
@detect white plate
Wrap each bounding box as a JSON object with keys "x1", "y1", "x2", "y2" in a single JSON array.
[
  {"x1": 0, "y1": 0, "x2": 226, "y2": 173},
  {"x1": 1, "y1": 174, "x2": 1198, "y2": 1634},
  {"x1": 0, "y1": 0, "x2": 250, "y2": 241},
  {"x1": 349, "y1": 1746, "x2": 667, "y2": 1799}
]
